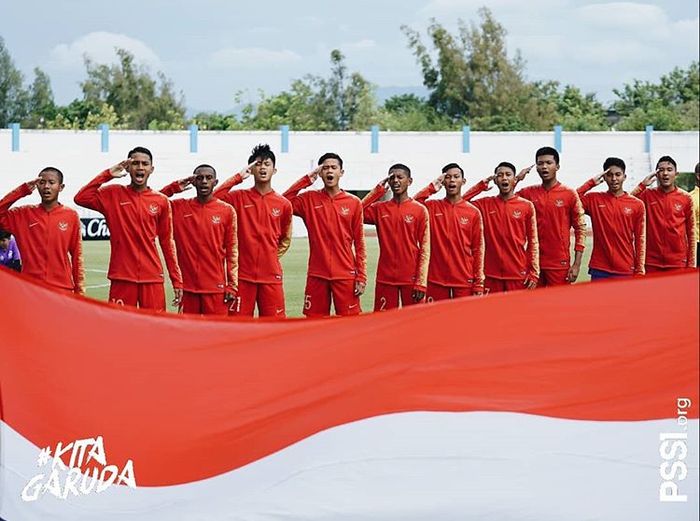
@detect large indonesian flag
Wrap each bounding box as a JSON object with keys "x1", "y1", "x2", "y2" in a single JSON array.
[{"x1": 0, "y1": 268, "x2": 698, "y2": 520}]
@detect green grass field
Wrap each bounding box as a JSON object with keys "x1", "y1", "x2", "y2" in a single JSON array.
[{"x1": 83, "y1": 236, "x2": 594, "y2": 316}]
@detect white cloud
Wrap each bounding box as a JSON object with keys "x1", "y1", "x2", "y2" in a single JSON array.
[
  {"x1": 49, "y1": 32, "x2": 160, "y2": 69},
  {"x1": 571, "y1": 40, "x2": 664, "y2": 65},
  {"x1": 345, "y1": 39, "x2": 376, "y2": 50},
  {"x1": 420, "y1": 0, "x2": 561, "y2": 17},
  {"x1": 576, "y1": 2, "x2": 667, "y2": 29},
  {"x1": 208, "y1": 47, "x2": 302, "y2": 68}
]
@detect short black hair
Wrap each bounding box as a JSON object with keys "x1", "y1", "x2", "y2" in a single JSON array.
[
  {"x1": 128, "y1": 146, "x2": 153, "y2": 162},
  {"x1": 249, "y1": 144, "x2": 276, "y2": 166},
  {"x1": 318, "y1": 152, "x2": 343, "y2": 168},
  {"x1": 39, "y1": 166, "x2": 64, "y2": 184},
  {"x1": 441, "y1": 162, "x2": 464, "y2": 177},
  {"x1": 193, "y1": 164, "x2": 216, "y2": 177},
  {"x1": 494, "y1": 161, "x2": 516, "y2": 175},
  {"x1": 0, "y1": 229, "x2": 11, "y2": 240},
  {"x1": 656, "y1": 155, "x2": 677, "y2": 170},
  {"x1": 536, "y1": 146, "x2": 560, "y2": 165},
  {"x1": 389, "y1": 163, "x2": 411, "y2": 178},
  {"x1": 603, "y1": 157, "x2": 626, "y2": 172}
]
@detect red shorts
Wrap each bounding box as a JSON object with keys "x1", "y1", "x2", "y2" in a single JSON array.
[
  {"x1": 485, "y1": 277, "x2": 525, "y2": 294},
  {"x1": 232, "y1": 280, "x2": 286, "y2": 318},
  {"x1": 374, "y1": 282, "x2": 424, "y2": 311},
  {"x1": 109, "y1": 280, "x2": 165, "y2": 311},
  {"x1": 539, "y1": 269, "x2": 570, "y2": 287},
  {"x1": 426, "y1": 282, "x2": 473, "y2": 302},
  {"x1": 304, "y1": 276, "x2": 361, "y2": 317},
  {"x1": 181, "y1": 291, "x2": 228, "y2": 316}
]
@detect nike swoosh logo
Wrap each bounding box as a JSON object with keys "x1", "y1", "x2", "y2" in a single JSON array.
[
  {"x1": 244, "y1": 204, "x2": 254, "y2": 208},
  {"x1": 348, "y1": 304, "x2": 357, "y2": 309},
  {"x1": 119, "y1": 201, "x2": 132, "y2": 206},
  {"x1": 314, "y1": 205, "x2": 324, "y2": 209},
  {"x1": 184, "y1": 214, "x2": 193, "y2": 218},
  {"x1": 276, "y1": 308, "x2": 284, "y2": 314},
  {"x1": 29, "y1": 222, "x2": 39, "y2": 228}
]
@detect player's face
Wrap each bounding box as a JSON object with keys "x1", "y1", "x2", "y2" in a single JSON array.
[
  {"x1": 193, "y1": 168, "x2": 217, "y2": 197},
  {"x1": 37, "y1": 171, "x2": 64, "y2": 204},
  {"x1": 442, "y1": 168, "x2": 465, "y2": 196},
  {"x1": 494, "y1": 166, "x2": 516, "y2": 195},
  {"x1": 536, "y1": 155, "x2": 559, "y2": 182},
  {"x1": 127, "y1": 152, "x2": 154, "y2": 188},
  {"x1": 656, "y1": 161, "x2": 677, "y2": 190},
  {"x1": 320, "y1": 158, "x2": 343, "y2": 189},
  {"x1": 252, "y1": 157, "x2": 276, "y2": 183},
  {"x1": 0, "y1": 238, "x2": 9, "y2": 250},
  {"x1": 388, "y1": 169, "x2": 411, "y2": 196},
  {"x1": 604, "y1": 166, "x2": 626, "y2": 193}
]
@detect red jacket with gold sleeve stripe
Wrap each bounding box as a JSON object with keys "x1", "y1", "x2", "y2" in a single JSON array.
[
  {"x1": 362, "y1": 184, "x2": 430, "y2": 291},
  {"x1": 283, "y1": 176, "x2": 367, "y2": 283},
  {"x1": 414, "y1": 184, "x2": 484, "y2": 292},
  {"x1": 161, "y1": 182, "x2": 238, "y2": 294},
  {"x1": 578, "y1": 179, "x2": 646, "y2": 275},
  {"x1": 463, "y1": 190, "x2": 539, "y2": 282},
  {"x1": 0, "y1": 183, "x2": 84, "y2": 293},
  {"x1": 630, "y1": 184, "x2": 696, "y2": 268},
  {"x1": 213, "y1": 174, "x2": 292, "y2": 284},
  {"x1": 74, "y1": 170, "x2": 183, "y2": 288}
]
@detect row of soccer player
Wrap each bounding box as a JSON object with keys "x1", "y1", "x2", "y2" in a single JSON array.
[{"x1": 1, "y1": 144, "x2": 697, "y2": 318}]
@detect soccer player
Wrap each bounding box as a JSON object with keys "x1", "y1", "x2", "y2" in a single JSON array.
[
  {"x1": 462, "y1": 162, "x2": 539, "y2": 293},
  {"x1": 214, "y1": 144, "x2": 292, "y2": 317},
  {"x1": 160, "y1": 165, "x2": 238, "y2": 315},
  {"x1": 631, "y1": 156, "x2": 696, "y2": 270},
  {"x1": 74, "y1": 147, "x2": 183, "y2": 310},
  {"x1": 283, "y1": 152, "x2": 366, "y2": 317},
  {"x1": 0, "y1": 230, "x2": 21, "y2": 272},
  {"x1": 362, "y1": 163, "x2": 430, "y2": 310},
  {"x1": 577, "y1": 158, "x2": 646, "y2": 280},
  {"x1": 692, "y1": 162, "x2": 700, "y2": 266},
  {"x1": 0, "y1": 167, "x2": 84, "y2": 293},
  {"x1": 414, "y1": 163, "x2": 484, "y2": 300}
]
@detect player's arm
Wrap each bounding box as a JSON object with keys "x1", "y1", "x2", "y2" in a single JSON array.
[
  {"x1": 213, "y1": 162, "x2": 254, "y2": 199},
  {"x1": 463, "y1": 175, "x2": 494, "y2": 201},
  {"x1": 631, "y1": 170, "x2": 657, "y2": 197},
  {"x1": 277, "y1": 204, "x2": 293, "y2": 258},
  {"x1": 568, "y1": 192, "x2": 587, "y2": 282},
  {"x1": 471, "y1": 209, "x2": 485, "y2": 295},
  {"x1": 412, "y1": 206, "x2": 430, "y2": 302},
  {"x1": 353, "y1": 202, "x2": 368, "y2": 296},
  {"x1": 225, "y1": 206, "x2": 239, "y2": 299},
  {"x1": 361, "y1": 178, "x2": 388, "y2": 224},
  {"x1": 69, "y1": 213, "x2": 86, "y2": 295},
  {"x1": 160, "y1": 176, "x2": 195, "y2": 197},
  {"x1": 414, "y1": 174, "x2": 444, "y2": 204},
  {"x1": 282, "y1": 167, "x2": 320, "y2": 218},
  {"x1": 156, "y1": 199, "x2": 184, "y2": 305},
  {"x1": 524, "y1": 203, "x2": 540, "y2": 289},
  {"x1": 684, "y1": 196, "x2": 697, "y2": 268},
  {"x1": 74, "y1": 160, "x2": 130, "y2": 212},
  {"x1": 0, "y1": 179, "x2": 37, "y2": 230},
  {"x1": 514, "y1": 164, "x2": 535, "y2": 188},
  {"x1": 633, "y1": 205, "x2": 646, "y2": 275}
]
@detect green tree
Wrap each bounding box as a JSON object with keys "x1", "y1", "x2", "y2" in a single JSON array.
[
  {"x1": 401, "y1": 8, "x2": 554, "y2": 130},
  {"x1": 532, "y1": 81, "x2": 608, "y2": 131},
  {"x1": 24, "y1": 67, "x2": 56, "y2": 128},
  {"x1": 80, "y1": 48, "x2": 186, "y2": 129},
  {"x1": 613, "y1": 62, "x2": 699, "y2": 130},
  {"x1": 377, "y1": 94, "x2": 453, "y2": 130},
  {"x1": 245, "y1": 50, "x2": 378, "y2": 130},
  {"x1": 0, "y1": 37, "x2": 28, "y2": 127}
]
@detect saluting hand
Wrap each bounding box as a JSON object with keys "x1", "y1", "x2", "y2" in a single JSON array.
[
  {"x1": 593, "y1": 168, "x2": 609, "y2": 185},
  {"x1": 641, "y1": 170, "x2": 658, "y2": 187},
  {"x1": 515, "y1": 164, "x2": 535, "y2": 183},
  {"x1": 431, "y1": 174, "x2": 445, "y2": 192},
  {"x1": 109, "y1": 159, "x2": 131, "y2": 178},
  {"x1": 240, "y1": 162, "x2": 256, "y2": 180},
  {"x1": 25, "y1": 178, "x2": 40, "y2": 192},
  {"x1": 177, "y1": 175, "x2": 196, "y2": 191},
  {"x1": 482, "y1": 174, "x2": 496, "y2": 191},
  {"x1": 307, "y1": 166, "x2": 322, "y2": 183}
]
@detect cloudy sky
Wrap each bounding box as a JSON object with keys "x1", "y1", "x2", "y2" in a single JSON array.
[{"x1": 1, "y1": 0, "x2": 698, "y2": 112}]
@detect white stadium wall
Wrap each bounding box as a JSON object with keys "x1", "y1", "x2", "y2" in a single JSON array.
[{"x1": 1, "y1": 129, "x2": 698, "y2": 235}]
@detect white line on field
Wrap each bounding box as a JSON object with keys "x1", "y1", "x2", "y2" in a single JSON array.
[
  {"x1": 86, "y1": 284, "x2": 109, "y2": 289},
  {"x1": 86, "y1": 269, "x2": 108, "y2": 273}
]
